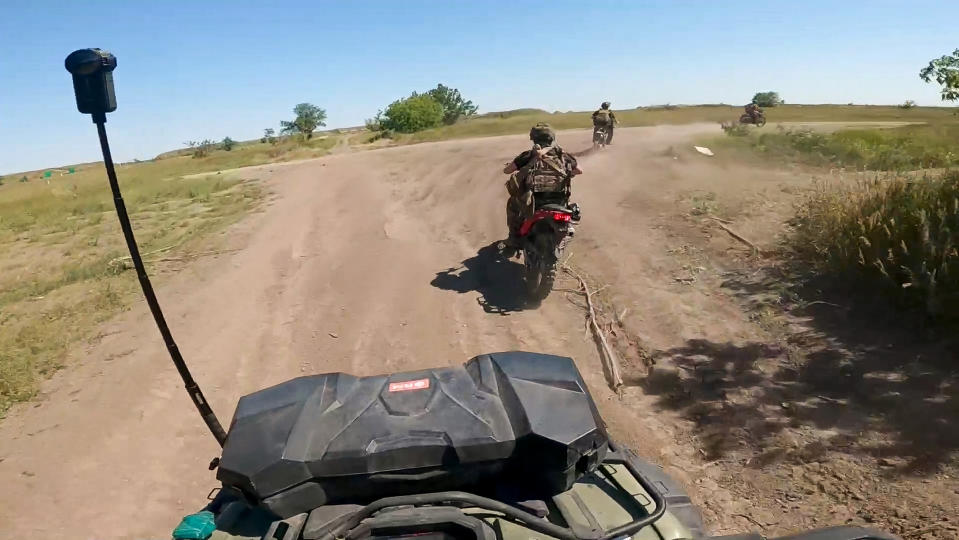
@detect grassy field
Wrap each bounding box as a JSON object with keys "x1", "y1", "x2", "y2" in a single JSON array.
[
  {"x1": 0, "y1": 158, "x2": 262, "y2": 414},
  {"x1": 397, "y1": 104, "x2": 958, "y2": 143},
  {"x1": 1, "y1": 103, "x2": 955, "y2": 414}
]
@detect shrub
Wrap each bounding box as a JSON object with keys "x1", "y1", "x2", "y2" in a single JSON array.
[
  {"x1": 752, "y1": 91, "x2": 783, "y2": 107},
  {"x1": 722, "y1": 122, "x2": 750, "y2": 137},
  {"x1": 899, "y1": 100, "x2": 917, "y2": 109},
  {"x1": 790, "y1": 171, "x2": 959, "y2": 324},
  {"x1": 425, "y1": 84, "x2": 477, "y2": 125},
  {"x1": 261, "y1": 128, "x2": 276, "y2": 144},
  {"x1": 185, "y1": 139, "x2": 215, "y2": 158},
  {"x1": 380, "y1": 94, "x2": 444, "y2": 133},
  {"x1": 221, "y1": 137, "x2": 237, "y2": 151},
  {"x1": 20, "y1": 175, "x2": 28, "y2": 183},
  {"x1": 364, "y1": 114, "x2": 382, "y2": 132}
]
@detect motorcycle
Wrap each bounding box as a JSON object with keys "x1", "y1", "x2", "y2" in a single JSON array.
[
  {"x1": 739, "y1": 111, "x2": 767, "y2": 127},
  {"x1": 592, "y1": 125, "x2": 609, "y2": 148},
  {"x1": 517, "y1": 200, "x2": 580, "y2": 303}
]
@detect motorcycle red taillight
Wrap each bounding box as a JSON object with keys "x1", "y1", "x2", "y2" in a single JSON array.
[{"x1": 552, "y1": 213, "x2": 572, "y2": 222}]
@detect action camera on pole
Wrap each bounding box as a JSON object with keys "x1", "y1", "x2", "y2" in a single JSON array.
[
  {"x1": 64, "y1": 49, "x2": 227, "y2": 446},
  {"x1": 65, "y1": 48, "x2": 117, "y2": 120}
]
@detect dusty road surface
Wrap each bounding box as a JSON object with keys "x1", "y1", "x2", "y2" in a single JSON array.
[{"x1": 1, "y1": 125, "x2": 956, "y2": 539}]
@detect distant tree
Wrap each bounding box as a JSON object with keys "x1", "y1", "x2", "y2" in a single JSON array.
[
  {"x1": 280, "y1": 103, "x2": 327, "y2": 139},
  {"x1": 0, "y1": 176, "x2": 4, "y2": 186},
  {"x1": 20, "y1": 175, "x2": 28, "y2": 183},
  {"x1": 424, "y1": 84, "x2": 478, "y2": 125},
  {"x1": 380, "y1": 94, "x2": 444, "y2": 133},
  {"x1": 261, "y1": 128, "x2": 276, "y2": 144},
  {"x1": 185, "y1": 139, "x2": 215, "y2": 158},
  {"x1": 221, "y1": 137, "x2": 237, "y2": 151},
  {"x1": 899, "y1": 100, "x2": 917, "y2": 109},
  {"x1": 752, "y1": 91, "x2": 784, "y2": 107},
  {"x1": 920, "y1": 49, "x2": 959, "y2": 103}
]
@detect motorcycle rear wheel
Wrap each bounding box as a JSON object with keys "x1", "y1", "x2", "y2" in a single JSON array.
[{"x1": 524, "y1": 250, "x2": 557, "y2": 304}]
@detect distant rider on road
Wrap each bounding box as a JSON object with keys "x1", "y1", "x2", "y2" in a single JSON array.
[
  {"x1": 745, "y1": 102, "x2": 763, "y2": 122},
  {"x1": 502, "y1": 123, "x2": 582, "y2": 249},
  {"x1": 592, "y1": 102, "x2": 616, "y2": 144}
]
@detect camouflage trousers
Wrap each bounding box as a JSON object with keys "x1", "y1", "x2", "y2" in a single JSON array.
[{"x1": 505, "y1": 174, "x2": 534, "y2": 237}]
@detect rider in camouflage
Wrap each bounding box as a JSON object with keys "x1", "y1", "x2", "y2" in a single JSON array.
[
  {"x1": 502, "y1": 123, "x2": 582, "y2": 249},
  {"x1": 592, "y1": 102, "x2": 616, "y2": 144},
  {"x1": 745, "y1": 102, "x2": 762, "y2": 122}
]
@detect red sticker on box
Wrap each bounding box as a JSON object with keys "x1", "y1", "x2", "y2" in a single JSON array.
[{"x1": 388, "y1": 378, "x2": 430, "y2": 392}]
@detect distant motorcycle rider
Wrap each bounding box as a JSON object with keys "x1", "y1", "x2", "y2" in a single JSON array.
[
  {"x1": 744, "y1": 102, "x2": 763, "y2": 122},
  {"x1": 592, "y1": 102, "x2": 616, "y2": 144},
  {"x1": 502, "y1": 123, "x2": 582, "y2": 249}
]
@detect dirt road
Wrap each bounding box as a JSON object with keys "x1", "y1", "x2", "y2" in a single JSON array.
[{"x1": 1, "y1": 125, "x2": 955, "y2": 539}]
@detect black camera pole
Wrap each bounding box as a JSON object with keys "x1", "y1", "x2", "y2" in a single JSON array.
[{"x1": 67, "y1": 49, "x2": 227, "y2": 447}]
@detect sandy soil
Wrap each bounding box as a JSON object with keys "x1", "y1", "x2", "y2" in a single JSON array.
[{"x1": 0, "y1": 125, "x2": 955, "y2": 540}]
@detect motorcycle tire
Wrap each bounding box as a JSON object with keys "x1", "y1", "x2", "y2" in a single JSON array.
[
  {"x1": 755, "y1": 116, "x2": 767, "y2": 127},
  {"x1": 524, "y1": 249, "x2": 557, "y2": 304}
]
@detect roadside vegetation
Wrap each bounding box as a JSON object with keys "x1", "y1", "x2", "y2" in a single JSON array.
[
  {"x1": 789, "y1": 171, "x2": 959, "y2": 325},
  {"x1": 723, "y1": 123, "x2": 959, "y2": 170},
  {"x1": 718, "y1": 60, "x2": 959, "y2": 329}
]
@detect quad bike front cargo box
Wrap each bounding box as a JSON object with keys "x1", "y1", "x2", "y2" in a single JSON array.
[{"x1": 217, "y1": 352, "x2": 609, "y2": 518}]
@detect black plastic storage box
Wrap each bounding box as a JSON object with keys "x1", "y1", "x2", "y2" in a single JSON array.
[{"x1": 216, "y1": 352, "x2": 610, "y2": 518}]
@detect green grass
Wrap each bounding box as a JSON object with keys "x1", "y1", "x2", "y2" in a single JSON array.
[
  {"x1": 0, "y1": 161, "x2": 261, "y2": 415},
  {"x1": 723, "y1": 123, "x2": 959, "y2": 171}
]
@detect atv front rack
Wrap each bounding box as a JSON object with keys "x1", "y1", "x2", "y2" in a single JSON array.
[{"x1": 314, "y1": 456, "x2": 666, "y2": 540}]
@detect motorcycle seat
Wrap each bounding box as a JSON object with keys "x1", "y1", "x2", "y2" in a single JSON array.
[{"x1": 538, "y1": 203, "x2": 573, "y2": 213}]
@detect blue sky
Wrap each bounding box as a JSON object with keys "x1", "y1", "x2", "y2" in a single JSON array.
[{"x1": 1, "y1": 0, "x2": 956, "y2": 174}]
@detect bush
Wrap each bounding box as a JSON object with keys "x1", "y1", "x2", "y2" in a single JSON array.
[
  {"x1": 364, "y1": 115, "x2": 382, "y2": 132},
  {"x1": 20, "y1": 175, "x2": 28, "y2": 183},
  {"x1": 221, "y1": 137, "x2": 237, "y2": 151},
  {"x1": 425, "y1": 84, "x2": 477, "y2": 125},
  {"x1": 380, "y1": 94, "x2": 444, "y2": 133},
  {"x1": 722, "y1": 122, "x2": 750, "y2": 137},
  {"x1": 899, "y1": 100, "x2": 917, "y2": 109},
  {"x1": 752, "y1": 91, "x2": 783, "y2": 107},
  {"x1": 185, "y1": 139, "x2": 215, "y2": 158},
  {"x1": 790, "y1": 171, "x2": 959, "y2": 324}
]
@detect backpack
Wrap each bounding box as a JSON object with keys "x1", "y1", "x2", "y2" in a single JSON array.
[
  {"x1": 524, "y1": 146, "x2": 571, "y2": 195},
  {"x1": 593, "y1": 109, "x2": 612, "y2": 126}
]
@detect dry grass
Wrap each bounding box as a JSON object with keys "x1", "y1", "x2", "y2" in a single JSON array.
[{"x1": 789, "y1": 170, "x2": 959, "y2": 324}]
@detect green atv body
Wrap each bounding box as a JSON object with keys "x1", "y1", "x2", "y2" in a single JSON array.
[{"x1": 188, "y1": 448, "x2": 894, "y2": 540}]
